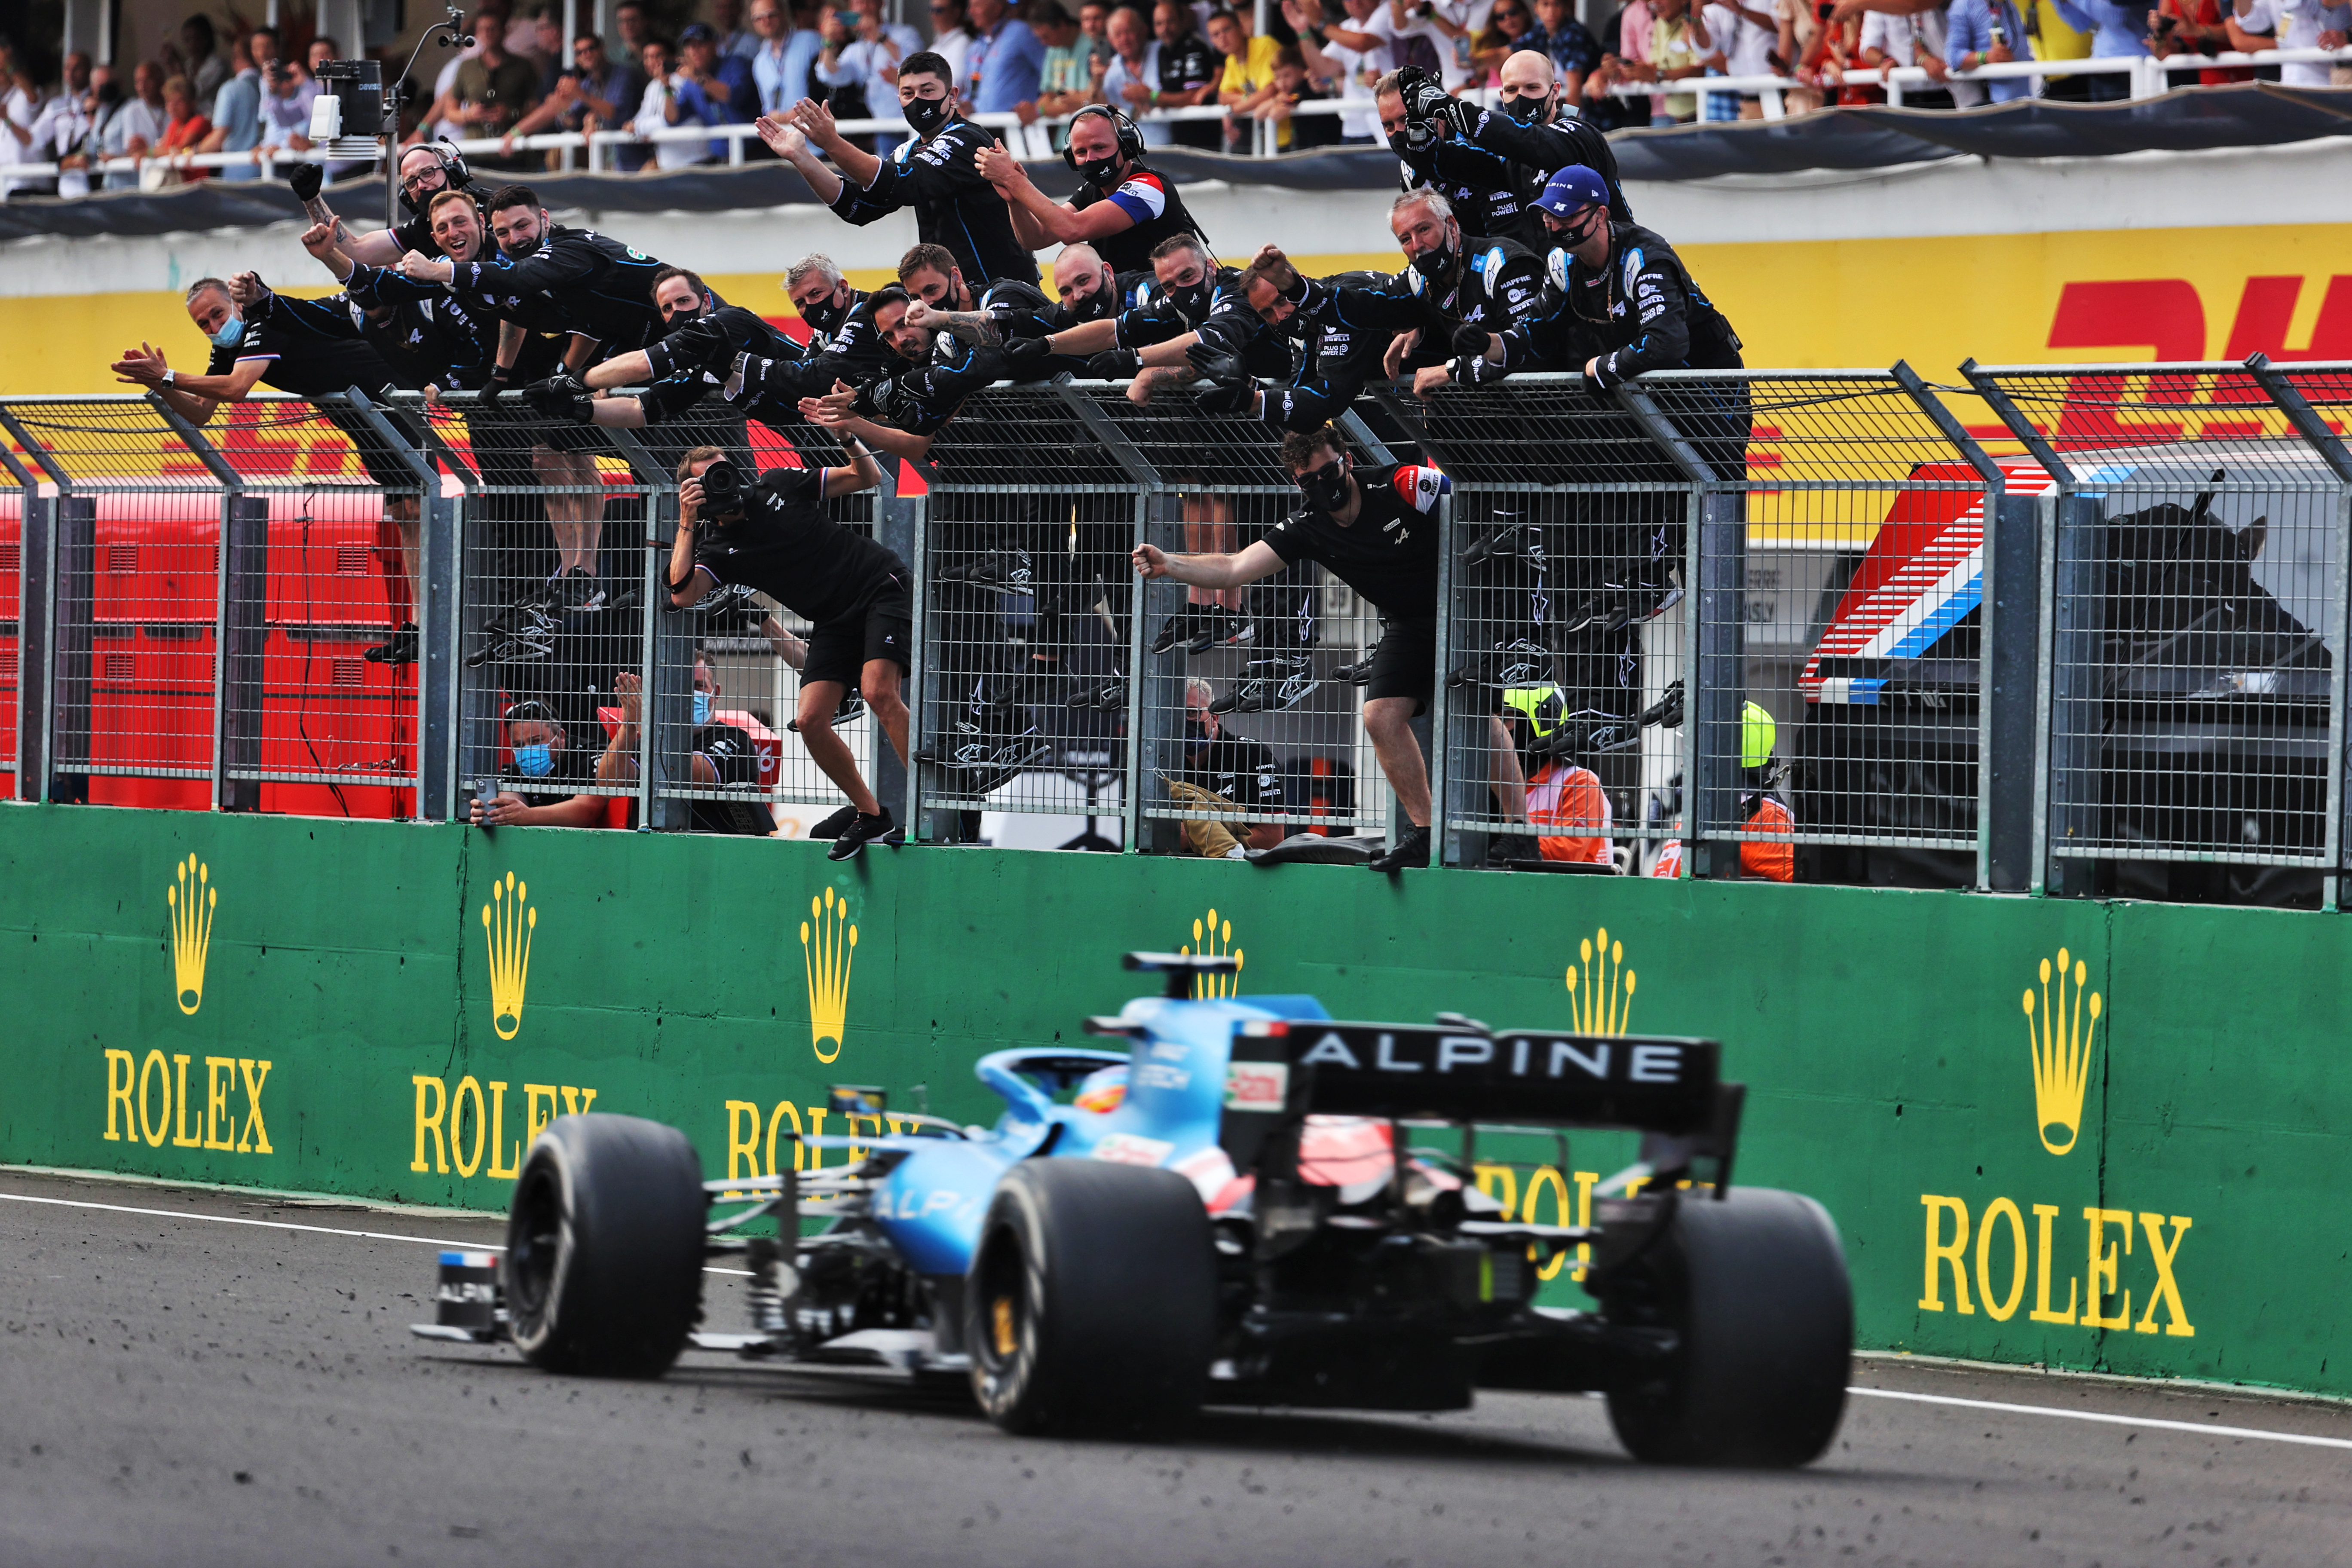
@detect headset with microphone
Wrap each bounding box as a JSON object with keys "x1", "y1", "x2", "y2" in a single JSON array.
[{"x1": 1061, "y1": 104, "x2": 1145, "y2": 172}]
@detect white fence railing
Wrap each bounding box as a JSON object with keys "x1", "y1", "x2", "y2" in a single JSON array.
[{"x1": 5, "y1": 47, "x2": 2346, "y2": 194}]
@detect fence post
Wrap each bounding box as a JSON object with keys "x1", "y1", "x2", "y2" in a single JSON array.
[
  {"x1": 1962, "y1": 361, "x2": 2080, "y2": 895},
  {"x1": 1615, "y1": 378, "x2": 1741, "y2": 879},
  {"x1": 1891, "y1": 360, "x2": 2016, "y2": 891},
  {"x1": 344, "y1": 387, "x2": 456, "y2": 821},
  {"x1": 1429, "y1": 487, "x2": 1470, "y2": 866},
  {"x1": 605, "y1": 425, "x2": 692, "y2": 830},
  {"x1": 143, "y1": 392, "x2": 254, "y2": 814},
  {"x1": 2244, "y1": 353, "x2": 2352, "y2": 908},
  {"x1": 871, "y1": 462, "x2": 917, "y2": 837},
  {"x1": 0, "y1": 428, "x2": 50, "y2": 802}
]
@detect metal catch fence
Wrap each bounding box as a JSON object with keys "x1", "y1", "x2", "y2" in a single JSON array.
[{"x1": 9, "y1": 359, "x2": 2352, "y2": 906}]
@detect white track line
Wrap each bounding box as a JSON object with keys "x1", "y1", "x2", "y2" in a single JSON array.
[
  {"x1": 0, "y1": 1188, "x2": 755, "y2": 1276},
  {"x1": 1850, "y1": 1385, "x2": 2352, "y2": 1451}
]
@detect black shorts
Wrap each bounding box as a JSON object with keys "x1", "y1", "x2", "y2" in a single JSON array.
[
  {"x1": 801, "y1": 579, "x2": 913, "y2": 690},
  {"x1": 1365, "y1": 616, "x2": 1436, "y2": 712}
]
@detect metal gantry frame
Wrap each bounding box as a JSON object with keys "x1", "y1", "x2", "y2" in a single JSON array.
[{"x1": 4, "y1": 362, "x2": 2349, "y2": 909}]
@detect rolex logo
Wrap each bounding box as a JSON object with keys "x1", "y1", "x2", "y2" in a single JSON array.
[
  {"x1": 1563, "y1": 926, "x2": 1635, "y2": 1035},
  {"x1": 167, "y1": 852, "x2": 217, "y2": 1015},
  {"x1": 802, "y1": 886, "x2": 857, "y2": 1066},
  {"x1": 2023, "y1": 947, "x2": 2101, "y2": 1156},
  {"x1": 482, "y1": 872, "x2": 536, "y2": 1042},
  {"x1": 1180, "y1": 907, "x2": 1243, "y2": 998}
]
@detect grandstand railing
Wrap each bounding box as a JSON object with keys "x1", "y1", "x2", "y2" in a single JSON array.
[{"x1": 7, "y1": 360, "x2": 2350, "y2": 903}]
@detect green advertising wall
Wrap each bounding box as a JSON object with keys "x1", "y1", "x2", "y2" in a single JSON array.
[{"x1": 0, "y1": 802, "x2": 2336, "y2": 1395}]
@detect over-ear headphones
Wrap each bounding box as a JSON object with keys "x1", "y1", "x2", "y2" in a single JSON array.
[
  {"x1": 1061, "y1": 104, "x2": 1145, "y2": 172},
  {"x1": 398, "y1": 138, "x2": 475, "y2": 215}
]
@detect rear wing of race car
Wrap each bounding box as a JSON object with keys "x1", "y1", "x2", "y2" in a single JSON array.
[{"x1": 1219, "y1": 1016, "x2": 1745, "y2": 1197}]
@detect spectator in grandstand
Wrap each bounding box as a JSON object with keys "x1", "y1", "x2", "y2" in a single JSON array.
[
  {"x1": 929, "y1": 0, "x2": 978, "y2": 88},
  {"x1": 1133, "y1": 425, "x2": 1455, "y2": 873},
  {"x1": 679, "y1": 21, "x2": 762, "y2": 123},
  {"x1": 2150, "y1": 0, "x2": 2251, "y2": 84},
  {"x1": 1528, "y1": 0, "x2": 1605, "y2": 99},
  {"x1": 150, "y1": 74, "x2": 213, "y2": 181},
  {"x1": 1172, "y1": 678, "x2": 1289, "y2": 856},
  {"x1": 2228, "y1": 0, "x2": 2351, "y2": 83},
  {"x1": 1471, "y1": 0, "x2": 1541, "y2": 81},
  {"x1": 503, "y1": 31, "x2": 646, "y2": 162},
  {"x1": 1285, "y1": 0, "x2": 1392, "y2": 144},
  {"x1": 1208, "y1": 7, "x2": 1282, "y2": 148},
  {"x1": 787, "y1": 53, "x2": 1042, "y2": 285},
  {"x1": 609, "y1": 0, "x2": 655, "y2": 74},
  {"x1": 31, "y1": 53, "x2": 95, "y2": 198},
  {"x1": 1253, "y1": 43, "x2": 1344, "y2": 146},
  {"x1": 101, "y1": 62, "x2": 169, "y2": 190},
  {"x1": 1858, "y1": 3, "x2": 1954, "y2": 106},
  {"x1": 1099, "y1": 6, "x2": 1173, "y2": 145},
  {"x1": 2047, "y1": 0, "x2": 2150, "y2": 95},
  {"x1": 822, "y1": 0, "x2": 923, "y2": 150},
  {"x1": 0, "y1": 40, "x2": 40, "y2": 199},
  {"x1": 975, "y1": 104, "x2": 1212, "y2": 276},
  {"x1": 257, "y1": 42, "x2": 323, "y2": 160},
  {"x1": 1037, "y1": 2, "x2": 1102, "y2": 127},
  {"x1": 713, "y1": 0, "x2": 766, "y2": 58},
  {"x1": 162, "y1": 14, "x2": 232, "y2": 101},
  {"x1": 430, "y1": 16, "x2": 543, "y2": 150},
  {"x1": 965, "y1": 0, "x2": 1049, "y2": 118},
  {"x1": 1589, "y1": 0, "x2": 1718, "y2": 122},
  {"x1": 1374, "y1": 65, "x2": 1540, "y2": 251},
  {"x1": 1945, "y1": 0, "x2": 2039, "y2": 100},
  {"x1": 636, "y1": 37, "x2": 728, "y2": 166},
  {"x1": 749, "y1": 0, "x2": 824, "y2": 112},
  {"x1": 1702, "y1": 0, "x2": 1779, "y2": 113},
  {"x1": 1153, "y1": 0, "x2": 1226, "y2": 147},
  {"x1": 668, "y1": 442, "x2": 912, "y2": 859},
  {"x1": 1339, "y1": 0, "x2": 1478, "y2": 89}
]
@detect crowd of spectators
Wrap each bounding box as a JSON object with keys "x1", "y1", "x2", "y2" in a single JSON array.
[{"x1": 2, "y1": 0, "x2": 2343, "y2": 198}]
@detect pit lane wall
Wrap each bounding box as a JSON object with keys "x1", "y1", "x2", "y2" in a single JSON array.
[{"x1": 0, "y1": 802, "x2": 2334, "y2": 1396}]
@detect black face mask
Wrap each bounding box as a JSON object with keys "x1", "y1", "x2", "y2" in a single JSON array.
[
  {"x1": 903, "y1": 94, "x2": 950, "y2": 135},
  {"x1": 1163, "y1": 277, "x2": 1211, "y2": 320},
  {"x1": 504, "y1": 225, "x2": 545, "y2": 258},
  {"x1": 1184, "y1": 720, "x2": 1212, "y2": 749},
  {"x1": 1386, "y1": 128, "x2": 1434, "y2": 167},
  {"x1": 799, "y1": 290, "x2": 850, "y2": 337},
  {"x1": 1408, "y1": 231, "x2": 1457, "y2": 281},
  {"x1": 1065, "y1": 276, "x2": 1116, "y2": 323},
  {"x1": 1076, "y1": 154, "x2": 1123, "y2": 189},
  {"x1": 1502, "y1": 89, "x2": 1550, "y2": 125},
  {"x1": 1298, "y1": 458, "x2": 1351, "y2": 514}
]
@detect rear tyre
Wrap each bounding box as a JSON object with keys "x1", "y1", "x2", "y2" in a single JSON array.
[
  {"x1": 505, "y1": 1113, "x2": 707, "y2": 1378},
  {"x1": 967, "y1": 1159, "x2": 1215, "y2": 1437},
  {"x1": 1599, "y1": 1187, "x2": 1852, "y2": 1467}
]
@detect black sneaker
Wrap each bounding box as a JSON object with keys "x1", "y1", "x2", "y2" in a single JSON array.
[
  {"x1": 834, "y1": 689, "x2": 867, "y2": 726},
  {"x1": 1331, "y1": 638, "x2": 1382, "y2": 686},
  {"x1": 940, "y1": 549, "x2": 1033, "y2": 594},
  {"x1": 364, "y1": 623, "x2": 419, "y2": 665},
  {"x1": 1149, "y1": 609, "x2": 1200, "y2": 655},
  {"x1": 1183, "y1": 608, "x2": 1253, "y2": 654},
  {"x1": 1210, "y1": 667, "x2": 1272, "y2": 716},
  {"x1": 466, "y1": 606, "x2": 557, "y2": 668},
  {"x1": 1272, "y1": 658, "x2": 1319, "y2": 711},
  {"x1": 1461, "y1": 522, "x2": 1526, "y2": 572},
  {"x1": 479, "y1": 576, "x2": 560, "y2": 635},
  {"x1": 700, "y1": 580, "x2": 769, "y2": 636},
  {"x1": 1638, "y1": 678, "x2": 1684, "y2": 730},
  {"x1": 555, "y1": 567, "x2": 605, "y2": 612},
  {"x1": 827, "y1": 808, "x2": 899, "y2": 861},
  {"x1": 1448, "y1": 638, "x2": 1551, "y2": 690},
  {"x1": 806, "y1": 803, "x2": 860, "y2": 839},
  {"x1": 1366, "y1": 824, "x2": 1430, "y2": 873},
  {"x1": 923, "y1": 729, "x2": 1052, "y2": 795}
]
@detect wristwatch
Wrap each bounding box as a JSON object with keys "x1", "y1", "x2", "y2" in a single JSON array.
[{"x1": 161, "y1": 368, "x2": 177, "y2": 387}]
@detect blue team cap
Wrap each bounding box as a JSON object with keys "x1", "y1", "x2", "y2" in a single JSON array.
[
  {"x1": 680, "y1": 21, "x2": 717, "y2": 41},
  {"x1": 1532, "y1": 165, "x2": 1610, "y2": 218}
]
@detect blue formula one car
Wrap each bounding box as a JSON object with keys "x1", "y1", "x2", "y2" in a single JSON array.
[{"x1": 413, "y1": 953, "x2": 1853, "y2": 1466}]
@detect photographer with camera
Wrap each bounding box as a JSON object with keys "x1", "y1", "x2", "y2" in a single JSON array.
[
  {"x1": 1374, "y1": 64, "x2": 1540, "y2": 252},
  {"x1": 1396, "y1": 53, "x2": 1632, "y2": 226},
  {"x1": 668, "y1": 442, "x2": 911, "y2": 860}
]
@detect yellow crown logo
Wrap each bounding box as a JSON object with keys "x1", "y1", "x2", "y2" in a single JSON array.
[
  {"x1": 2023, "y1": 947, "x2": 2101, "y2": 1156},
  {"x1": 802, "y1": 886, "x2": 857, "y2": 1065},
  {"x1": 1563, "y1": 925, "x2": 1635, "y2": 1035},
  {"x1": 1179, "y1": 907, "x2": 1243, "y2": 998},
  {"x1": 482, "y1": 872, "x2": 536, "y2": 1041},
  {"x1": 166, "y1": 852, "x2": 217, "y2": 1015}
]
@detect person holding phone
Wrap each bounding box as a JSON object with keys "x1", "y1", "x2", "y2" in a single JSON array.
[{"x1": 1945, "y1": 0, "x2": 2039, "y2": 99}]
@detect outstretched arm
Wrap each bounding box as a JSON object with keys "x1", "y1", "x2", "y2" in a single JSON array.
[{"x1": 1130, "y1": 538, "x2": 1288, "y2": 591}]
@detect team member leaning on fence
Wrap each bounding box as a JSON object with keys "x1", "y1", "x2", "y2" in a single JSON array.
[
  {"x1": 972, "y1": 103, "x2": 1212, "y2": 276},
  {"x1": 1191, "y1": 247, "x2": 1396, "y2": 432},
  {"x1": 790, "y1": 289, "x2": 1014, "y2": 468},
  {"x1": 1368, "y1": 65, "x2": 1543, "y2": 253},
  {"x1": 1133, "y1": 424, "x2": 1522, "y2": 875},
  {"x1": 107, "y1": 278, "x2": 426, "y2": 665},
  {"x1": 668, "y1": 442, "x2": 912, "y2": 861},
  {"x1": 289, "y1": 140, "x2": 502, "y2": 268},
  {"x1": 768, "y1": 51, "x2": 1042, "y2": 288},
  {"x1": 525, "y1": 264, "x2": 793, "y2": 441},
  {"x1": 1003, "y1": 232, "x2": 1282, "y2": 406},
  {"x1": 720, "y1": 240, "x2": 906, "y2": 430}
]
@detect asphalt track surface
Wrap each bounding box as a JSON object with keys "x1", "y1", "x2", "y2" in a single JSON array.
[{"x1": 4, "y1": 1170, "x2": 2349, "y2": 1568}]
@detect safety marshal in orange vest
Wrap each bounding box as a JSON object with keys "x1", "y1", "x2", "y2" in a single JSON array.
[{"x1": 1650, "y1": 701, "x2": 1793, "y2": 882}]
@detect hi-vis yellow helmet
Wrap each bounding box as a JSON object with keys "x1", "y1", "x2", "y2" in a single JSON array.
[
  {"x1": 1503, "y1": 684, "x2": 1565, "y2": 738},
  {"x1": 1742, "y1": 701, "x2": 1777, "y2": 770}
]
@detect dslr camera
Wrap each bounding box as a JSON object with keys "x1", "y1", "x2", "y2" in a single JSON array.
[{"x1": 698, "y1": 457, "x2": 751, "y2": 518}]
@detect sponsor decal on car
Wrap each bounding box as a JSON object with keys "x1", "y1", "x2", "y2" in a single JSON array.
[
  {"x1": 1225, "y1": 1060, "x2": 1289, "y2": 1111},
  {"x1": 1093, "y1": 1131, "x2": 1175, "y2": 1167}
]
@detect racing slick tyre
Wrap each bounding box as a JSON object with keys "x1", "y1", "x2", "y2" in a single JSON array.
[
  {"x1": 505, "y1": 1114, "x2": 707, "y2": 1378},
  {"x1": 1597, "y1": 1187, "x2": 1852, "y2": 1467},
  {"x1": 967, "y1": 1159, "x2": 1216, "y2": 1438}
]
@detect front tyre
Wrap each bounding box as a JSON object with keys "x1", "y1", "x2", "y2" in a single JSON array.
[
  {"x1": 967, "y1": 1159, "x2": 1216, "y2": 1437},
  {"x1": 505, "y1": 1113, "x2": 707, "y2": 1378},
  {"x1": 1599, "y1": 1186, "x2": 1852, "y2": 1467}
]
